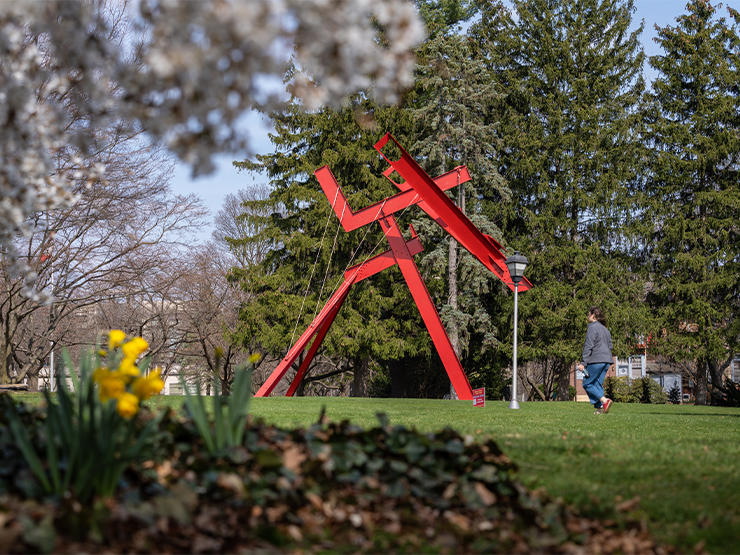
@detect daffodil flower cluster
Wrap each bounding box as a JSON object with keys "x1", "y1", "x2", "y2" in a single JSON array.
[{"x1": 92, "y1": 330, "x2": 164, "y2": 418}]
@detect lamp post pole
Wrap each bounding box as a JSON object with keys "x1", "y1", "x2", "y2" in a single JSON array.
[
  {"x1": 510, "y1": 279, "x2": 520, "y2": 409},
  {"x1": 505, "y1": 251, "x2": 529, "y2": 410}
]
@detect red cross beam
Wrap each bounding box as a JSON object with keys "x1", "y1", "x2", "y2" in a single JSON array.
[{"x1": 374, "y1": 133, "x2": 533, "y2": 292}]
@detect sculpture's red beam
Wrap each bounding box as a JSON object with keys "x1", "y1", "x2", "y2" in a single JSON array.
[
  {"x1": 379, "y1": 215, "x2": 474, "y2": 399},
  {"x1": 374, "y1": 133, "x2": 533, "y2": 292},
  {"x1": 314, "y1": 165, "x2": 471, "y2": 232}
]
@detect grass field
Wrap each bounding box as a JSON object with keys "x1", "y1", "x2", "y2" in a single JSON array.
[{"x1": 9, "y1": 393, "x2": 740, "y2": 553}]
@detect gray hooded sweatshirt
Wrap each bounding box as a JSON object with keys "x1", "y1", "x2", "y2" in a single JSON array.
[{"x1": 582, "y1": 321, "x2": 613, "y2": 365}]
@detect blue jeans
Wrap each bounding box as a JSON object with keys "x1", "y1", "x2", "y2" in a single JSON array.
[{"x1": 583, "y1": 363, "x2": 611, "y2": 408}]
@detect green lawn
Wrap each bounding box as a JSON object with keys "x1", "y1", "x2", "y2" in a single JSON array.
[{"x1": 10, "y1": 393, "x2": 740, "y2": 553}]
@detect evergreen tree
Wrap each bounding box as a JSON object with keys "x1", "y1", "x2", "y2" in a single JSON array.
[
  {"x1": 668, "y1": 382, "x2": 682, "y2": 405},
  {"x1": 414, "y1": 0, "x2": 477, "y2": 33},
  {"x1": 472, "y1": 0, "x2": 650, "y2": 399},
  {"x1": 410, "y1": 26, "x2": 510, "y2": 399},
  {"x1": 643, "y1": 0, "x2": 740, "y2": 405}
]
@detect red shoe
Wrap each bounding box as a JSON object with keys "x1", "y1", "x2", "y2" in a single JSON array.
[{"x1": 603, "y1": 399, "x2": 613, "y2": 414}]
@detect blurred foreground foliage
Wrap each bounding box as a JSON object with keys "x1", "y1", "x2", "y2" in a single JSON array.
[{"x1": 0, "y1": 394, "x2": 672, "y2": 553}]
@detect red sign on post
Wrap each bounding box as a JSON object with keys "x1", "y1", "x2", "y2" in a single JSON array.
[{"x1": 472, "y1": 388, "x2": 485, "y2": 407}]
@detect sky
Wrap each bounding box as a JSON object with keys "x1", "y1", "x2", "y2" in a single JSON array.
[{"x1": 171, "y1": 0, "x2": 739, "y2": 241}]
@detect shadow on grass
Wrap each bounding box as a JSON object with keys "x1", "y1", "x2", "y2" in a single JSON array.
[{"x1": 639, "y1": 411, "x2": 740, "y2": 417}]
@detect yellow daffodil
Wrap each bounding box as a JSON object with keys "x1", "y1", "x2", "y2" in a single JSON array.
[
  {"x1": 121, "y1": 337, "x2": 149, "y2": 359},
  {"x1": 132, "y1": 368, "x2": 165, "y2": 401},
  {"x1": 99, "y1": 374, "x2": 126, "y2": 403},
  {"x1": 118, "y1": 357, "x2": 141, "y2": 382},
  {"x1": 92, "y1": 366, "x2": 110, "y2": 384},
  {"x1": 108, "y1": 329, "x2": 127, "y2": 351},
  {"x1": 115, "y1": 392, "x2": 140, "y2": 418},
  {"x1": 248, "y1": 353, "x2": 261, "y2": 365}
]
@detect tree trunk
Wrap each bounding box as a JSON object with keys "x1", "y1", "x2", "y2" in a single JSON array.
[
  {"x1": 0, "y1": 342, "x2": 10, "y2": 385},
  {"x1": 524, "y1": 368, "x2": 548, "y2": 402},
  {"x1": 352, "y1": 356, "x2": 368, "y2": 397},
  {"x1": 448, "y1": 235, "x2": 460, "y2": 400},
  {"x1": 446, "y1": 184, "x2": 464, "y2": 400},
  {"x1": 389, "y1": 358, "x2": 408, "y2": 398},
  {"x1": 694, "y1": 359, "x2": 708, "y2": 405},
  {"x1": 0, "y1": 314, "x2": 17, "y2": 385},
  {"x1": 707, "y1": 355, "x2": 732, "y2": 405},
  {"x1": 295, "y1": 374, "x2": 307, "y2": 396},
  {"x1": 220, "y1": 363, "x2": 232, "y2": 396},
  {"x1": 555, "y1": 357, "x2": 571, "y2": 401}
]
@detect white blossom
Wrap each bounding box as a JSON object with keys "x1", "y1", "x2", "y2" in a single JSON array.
[{"x1": 0, "y1": 0, "x2": 425, "y2": 293}]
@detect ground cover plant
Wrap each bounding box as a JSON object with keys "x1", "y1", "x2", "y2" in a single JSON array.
[
  {"x1": 241, "y1": 397, "x2": 740, "y2": 554},
  {"x1": 7, "y1": 392, "x2": 739, "y2": 553},
  {"x1": 2, "y1": 385, "x2": 679, "y2": 554}
]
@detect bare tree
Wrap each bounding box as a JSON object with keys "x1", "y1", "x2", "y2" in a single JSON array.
[
  {"x1": 519, "y1": 359, "x2": 559, "y2": 402},
  {"x1": 211, "y1": 184, "x2": 282, "y2": 268},
  {"x1": 167, "y1": 244, "x2": 248, "y2": 395},
  {"x1": 1, "y1": 166, "x2": 208, "y2": 385}
]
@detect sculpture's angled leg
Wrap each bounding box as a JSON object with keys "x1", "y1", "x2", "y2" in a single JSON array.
[
  {"x1": 255, "y1": 279, "x2": 354, "y2": 397},
  {"x1": 379, "y1": 215, "x2": 474, "y2": 400},
  {"x1": 284, "y1": 302, "x2": 342, "y2": 396}
]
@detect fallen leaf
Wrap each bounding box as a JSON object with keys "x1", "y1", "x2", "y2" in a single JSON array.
[
  {"x1": 444, "y1": 510, "x2": 470, "y2": 532},
  {"x1": 615, "y1": 496, "x2": 641, "y2": 512},
  {"x1": 305, "y1": 491, "x2": 323, "y2": 510},
  {"x1": 287, "y1": 525, "x2": 303, "y2": 541},
  {"x1": 216, "y1": 472, "x2": 244, "y2": 498},
  {"x1": 192, "y1": 534, "x2": 221, "y2": 554},
  {"x1": 266, "y1": 506, "x2": 288, "y2": 523},
  {"x1": 283, "y1": 445, "x2": 307, "y2": 473},
  {"x1": 474, "y1": 482, "x2": 497, "y2": 506}
]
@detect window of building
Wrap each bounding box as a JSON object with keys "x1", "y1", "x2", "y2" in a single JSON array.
[{"x1": 168, "y1": 383, "x2": 184, "y2": 395}]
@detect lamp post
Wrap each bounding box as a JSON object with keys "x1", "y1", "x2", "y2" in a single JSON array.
[{"x1": 505, "y1": 251, "x2": 528, "y2": 409}]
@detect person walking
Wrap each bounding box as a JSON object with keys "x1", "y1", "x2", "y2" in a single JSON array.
[{"x1": 577, "y1": 307, "x2": 614, "y2": 414}]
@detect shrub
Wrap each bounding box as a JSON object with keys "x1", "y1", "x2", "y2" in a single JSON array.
[
  {"x1": 632, "y1": 377, "x2": 652, "y2": 403},
  {"x1": 714, "y1": 378, "x2": 740, "y2": 407},
  {"x1": 667, "y1": 382, "x2": 682, "y2": 404},
  {"x1": 629, "y1": 377, "x2": 667, "y2": 404},
  {"x1": 368, "y1": 370, "x2": 392, "y2": 398},
  {"x1": 604, "y1": 376, "x2": 631, "y2": 403},
  {"x1": 604, "y1": 376, "x2": 615, "y2": 399},
  {"x1": 650, "y1": 380, "x2": 668, "y2": 404},
  {"x1": 539, "y1": 383, "x2": 577, "y2": 401}
]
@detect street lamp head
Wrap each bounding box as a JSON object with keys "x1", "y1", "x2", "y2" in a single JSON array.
[{"x1": 505, "y1": 251, "x2": 529, "y2": 284}]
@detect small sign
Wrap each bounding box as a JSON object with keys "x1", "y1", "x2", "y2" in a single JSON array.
[{"x1": 472, "y1": 388, "x2": 485, "y2": 407}]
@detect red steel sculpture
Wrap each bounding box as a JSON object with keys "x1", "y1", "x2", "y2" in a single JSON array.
[{"x1": 255, "y1": 134, "x2": 532, "y2": 400}]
